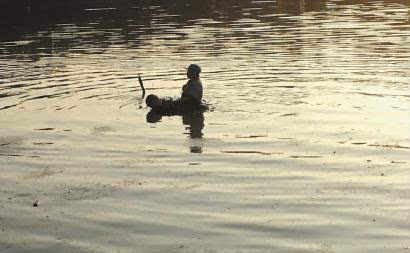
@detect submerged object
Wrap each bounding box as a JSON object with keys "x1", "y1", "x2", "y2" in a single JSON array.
[{"x1": 145, "y1": 94, "x2": 209, "y2": 115}]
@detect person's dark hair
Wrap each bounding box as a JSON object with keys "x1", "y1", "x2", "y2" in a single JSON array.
[{"x1": 187, "y1": 64, "x2": 201, "y2": 74}]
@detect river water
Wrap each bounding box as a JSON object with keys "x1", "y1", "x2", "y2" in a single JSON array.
[{"x1": 0, "y1": 1, "x2": 409, "y2": 253}]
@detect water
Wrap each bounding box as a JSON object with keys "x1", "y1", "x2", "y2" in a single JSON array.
[{"x1": 1, "y1": 1, "x2": 409, "y2": 252}]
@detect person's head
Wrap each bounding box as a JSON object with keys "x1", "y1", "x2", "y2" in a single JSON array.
[
  {"x1": 186, "y1": 64, "x2": 201, "y2": 80},
  {"x1": 145, "y1": 94, "x2": 162, "y2": 108}
]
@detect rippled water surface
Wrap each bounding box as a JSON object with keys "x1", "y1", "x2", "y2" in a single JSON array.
[{"x1": 1, "y1": 1, "x2": 409, "y2": 252}]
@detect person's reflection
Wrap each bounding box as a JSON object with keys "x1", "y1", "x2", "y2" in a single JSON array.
[
  {"x1": 146, "y1": 111, "x2": 205, "y2": 153},
  {"x1": 183, "y1": 112, "x2": 204, "y2": 153},
  {"x1": 182, "y1": 112, "x2": 204, "y2": 139}
]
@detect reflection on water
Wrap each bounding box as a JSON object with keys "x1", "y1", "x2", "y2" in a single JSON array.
[
  {"x1": 1, "y1": 0, "x2": 410, "y2": 252},
  {"x1": 182, "y1": 112, "x2": 204, "y2": 139},
  {"x1": 147, "y1": 110, "x2": 205, "y2": 152}
]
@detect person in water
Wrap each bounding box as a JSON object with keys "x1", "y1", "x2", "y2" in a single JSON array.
[
  {"x1": 146, "y1": 64, "x2": 205, "y2": 113},
  {"x1": 181, "y1": 64, "x2": 203, "y2": 105}
]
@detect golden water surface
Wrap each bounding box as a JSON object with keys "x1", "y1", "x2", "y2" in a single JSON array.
[{"x1": 0, "y1": 1, "x2": 409, "y2": 252}]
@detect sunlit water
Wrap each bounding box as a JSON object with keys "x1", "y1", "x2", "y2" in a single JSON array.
[{"x1": 1, "y1": 1, "x2": 409, "y2": 252}]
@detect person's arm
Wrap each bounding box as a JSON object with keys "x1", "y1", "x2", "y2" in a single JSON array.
[
  {"x1": 181, "y1": 83, "x2": 193, "y2": 102},
  {"x1": 188, "y1": 84, "x2": 202, "y2": 104},
  {"x1": 181, "y1": 81, "x2": 202, "y2": 104}
]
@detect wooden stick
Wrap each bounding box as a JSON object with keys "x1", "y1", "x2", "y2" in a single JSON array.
[
  {"x1": 119, "y1": 74, "x2": 146, "y2": 109},
  {"x1": 138, "y1": 73, "x2": 146, "y2": 98}
]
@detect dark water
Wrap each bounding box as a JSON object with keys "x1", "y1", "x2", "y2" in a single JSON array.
[{"x1": 0, "y1": 1, "x2": 409, "y2": 253}]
